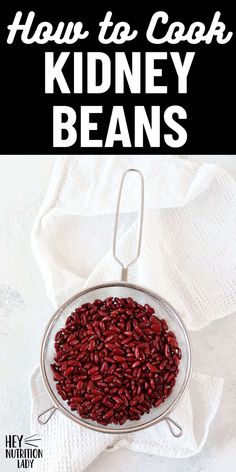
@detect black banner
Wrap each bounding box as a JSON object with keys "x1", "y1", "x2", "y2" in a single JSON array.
[{"x1": 0, "y1": 2, "x2": 235, "y2": 154}]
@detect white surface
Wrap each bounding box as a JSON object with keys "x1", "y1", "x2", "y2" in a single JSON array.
[{"x1": 0, "y1": 155, "x2": 236, "y2": 472}]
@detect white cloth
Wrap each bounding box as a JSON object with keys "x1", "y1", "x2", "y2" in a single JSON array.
[
  {"x1": 31, "y1": 368, "x2": 223, "y2": 471},
  {"x1": 30, "y1": 155, "x2": 236, "y2": 471},
  {"x1": 32, "y1": 156, "x2": 236, "y2": 329}
]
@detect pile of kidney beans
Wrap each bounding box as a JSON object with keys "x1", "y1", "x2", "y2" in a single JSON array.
[{"x1": 51, "y1": 296, "x2": 181, "y2": 426}]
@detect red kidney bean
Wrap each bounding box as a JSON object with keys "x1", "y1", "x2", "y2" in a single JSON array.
[
  {"x1": 167, "y1": 373, "x2": 175, "y2": 383},
  {"x1": 103, "y1": 410, "x2": 113, "y2": 420},
  {"x1": 100, "y1": 361, "x2": 108, "y2": 374},
  {"x1": 104, "y1": 375, "x2": 114, "y2": 383},
  {"x1": 161, "y1": 319, "x2": 168, "y2": 331},
  {"x1": 80, "y1": 344, "x2": 87, "y2": 352},
  {"x1": 70, "y1": 396, "x2": 82, "y2": 403},
  {"x1": 104, "y1": 356, "x2": 116, "y2": 364},
  {"x1": 76, "y1": 380, "x2": 84, "y2": 390},
  {"x1": 88, "y1": 366, "x2": 99, "y2": 375},
  {"x1": 159, "y1": 360, "x2": 168, "y2": 370},
  {"x1": 120, "y1": 337, "x2": 133, "y2": 345},
  {"x1": 134, "y1": 325, "x2": 143, "y2": 337},
  {"x1": 151, "y1": 323, "x2": 162, "y2": 334},
  {"x1": 105, "y1": 343, "x2": 117, "y2": 350},
  {"x1": 68, "y1": 360, "x2": 81, "y2": 367},
  {"x1": 134, "y1": 346, "x2": 139, "y2": 358},
  {"x1": 53, "y1": 371, "x2": 64, "y2": 381},
  {"x1": 91, "y1": 374, "x2": 103, "y2": 382},
  {"x1": 177, "y1": 348, "x2": 182, "y2": 359},
  {"x1": 173, "y1": 354, "x2": 180, "y2": 366},
  {"x1": 154, "y1": 398, "x2": 163, "y2": 407},
  {"x1": 93, "y1": 388, "x2": 103, "y2": 396},
  {"x1": 167, "y1": 336, "x2": 179, "y2": 348},
  {"x1": 130, "y1": 414, "x2": 140, "y2": 421},
  {"x1": 113, "y1": 355, "x2": 126, "y2": 363},
  {"x1": 64, "y1": 367, "x2": 74, "y2": 377},
  {"x1": 164, "y1": 344, "x2": 171, "y2": 358},
  {"x1": 70, "y1": 339, "x2": 80, "y2": 346},
  {"x1": 113, "y1": 377, "x2": 123, "y2": 386},
  {"x1": 168, "y1": 330, "x2": 176, "y2": 339},
  {"x1": 113, "y1": 395, "x2": 123, "y2": 404},
  {"x1": 150, "y1": 378, "x2": 155, "y2": 390},
  {"x1": 52, "y1": 296, "x2": 181, "y2": 426},
  {"x1": 113, "y1": 348, "x2": 125, "y2": 356},
  {"x1": 57, "y1": 389, "x2": 67, "y2": 401},
  {"x1": 147, "y1": 362, "x2": 158, "y2": 373},
  {"x1": 91, "y1": 395, "x2": 103, "y2": 405},
  {"x1": 94, "y1": 353, "x2": 100, "y2": 365},
  {"x1": 55, "y1": 347, "x2": 66, "y2": 357},
  {"x1": 144, "y1": 304, "x2": 155, "y2": 314},
  {"x1": 88, "y1": 340, "x2": 96, "y2": 352},
  {"x1": 103, "y1": 399, "x2": 113, "y2": 408},
  {"x1": 108, "y1": 364, "x2": 116, "y2": 374}
]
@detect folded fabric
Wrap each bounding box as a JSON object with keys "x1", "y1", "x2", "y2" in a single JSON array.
[
  {"x1": 31, "y1": 155, "x2": 236, "y2": 330},
  {"x1": 31, "y1": 368, "x2": 223, "y2": 471}
]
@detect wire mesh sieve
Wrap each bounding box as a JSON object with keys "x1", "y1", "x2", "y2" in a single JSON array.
[{"x1": 38, "y1": 169, "x2": 192, "y2": 437}]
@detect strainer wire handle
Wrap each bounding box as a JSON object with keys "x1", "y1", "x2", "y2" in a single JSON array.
[
  {"x1": 38, "y1": 406, "x2": 57, "y2": 425},
  {"x1": 113, "y1": 169, "x2": 144, "y2": 282},
  {"x1": 165, "y1": 417, "x2": 183, "y2": 438}
]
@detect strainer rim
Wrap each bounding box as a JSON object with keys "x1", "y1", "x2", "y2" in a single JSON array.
[{"x1": 40, "y1": 281, "x2": 193, "y2": 434}]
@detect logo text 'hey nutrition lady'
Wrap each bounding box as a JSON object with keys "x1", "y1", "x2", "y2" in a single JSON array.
[
  {"x1": 5, "y1": 434, "x2": 43, "y2": 469},
  {"x1": 6, "y1": 10, "x2": 233, "y2": 149}
]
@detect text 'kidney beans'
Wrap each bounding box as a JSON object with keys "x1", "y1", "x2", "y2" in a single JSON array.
[{"x1": 51, "y1": 297, "x2": 182, "y2": 426}]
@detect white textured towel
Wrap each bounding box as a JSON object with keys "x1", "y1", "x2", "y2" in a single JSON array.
[
  {"x1": 31, "y1": 368, "x2": 223, "y2": 471},
  {"x1": 30, "y1": 155, "x2": 236, "y2": 471}
]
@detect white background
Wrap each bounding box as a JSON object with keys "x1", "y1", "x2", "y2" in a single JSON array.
[{"x1": 0, "y1": 155, "x2": 236, "y2": 472}]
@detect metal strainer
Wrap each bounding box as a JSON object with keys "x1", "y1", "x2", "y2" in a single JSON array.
[{"x1": 38, "y1": 169, "x2": 192, "y2": 437}]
